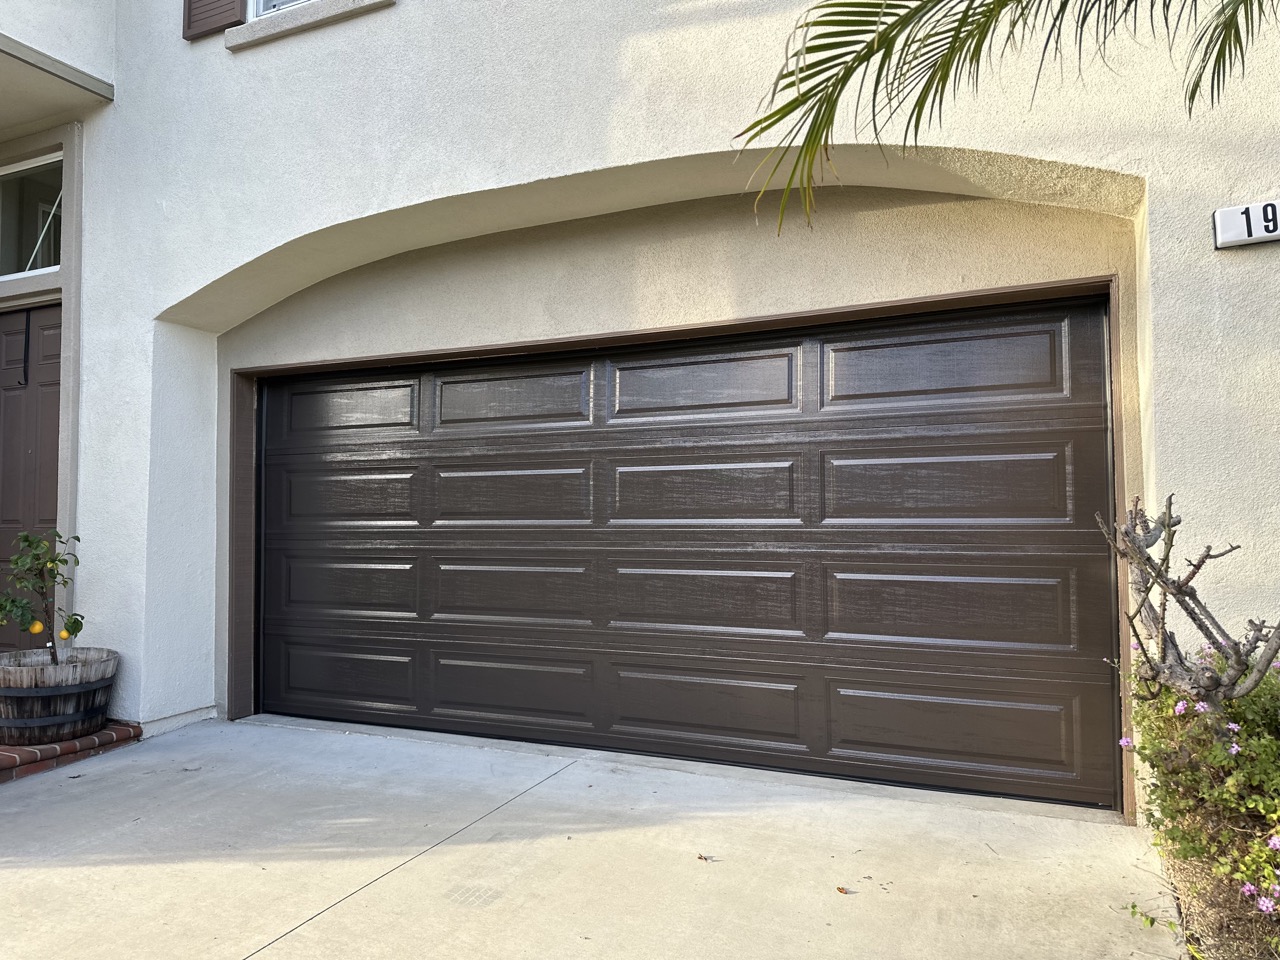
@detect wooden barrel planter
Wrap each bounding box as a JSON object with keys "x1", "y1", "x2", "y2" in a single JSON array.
[{"x1": 0, "y1": 647, "x2": 119, "y2": 746}]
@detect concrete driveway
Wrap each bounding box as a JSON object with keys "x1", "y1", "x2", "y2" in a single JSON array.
[{"x1": 3, "y1": 717, "x2": 1179, "y2": 960}]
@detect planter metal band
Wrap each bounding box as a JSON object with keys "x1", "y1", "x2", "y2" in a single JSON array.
[
  {"x1": 0, "y1": 704, "x2": 110, "y2": 728},
  {"x1": 0, "y1": 676, "x2": 115, "y2": 698}
]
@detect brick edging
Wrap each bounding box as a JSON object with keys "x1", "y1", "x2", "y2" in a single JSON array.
[{"x1": 0, "y1": 722, "x2": 143, "y2": 784}]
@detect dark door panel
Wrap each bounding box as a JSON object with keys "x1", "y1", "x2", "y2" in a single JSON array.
[
  {"x1": 0, "y1": 305, "x2": 60, "y2": 652},
  {"x1": 259, "y1": 299, "x2": 1119, "y2": 806}
]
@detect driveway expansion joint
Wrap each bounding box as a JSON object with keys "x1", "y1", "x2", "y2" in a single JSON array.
[{"x1": 239, "y1": 758, "x2": 580, "y2": 959}]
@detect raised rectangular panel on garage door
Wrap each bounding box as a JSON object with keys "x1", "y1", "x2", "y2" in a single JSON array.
[
  {"x1": 428, "y1": 459, "x2": 593, "y2": 524},
  {"x1": 823, "y1": 443, "x2": 1069, "y2": 524},
  {"x1": 435, "y1": 365, "x2": 592, "y2": 431},
  {"x1": 427, "y1": 556, "x2": 595, "y2": 626},
  {"x1": 611, "y1": 560, "x2": 806, "y2": 637},
  {"x1": 824, "y1": 669, "x2": 1117, "y2": 803},
  {"x1": 823, "y1": 560, "x2": 1081, "y2": 652},
  {"x1": 268, "y1": 377, "x2": 423, "y2": 446},
  {"x1": 606, "y1": 344, "x2": 802, "y2": 422},
  {"x1": 264, "y1": 461, "x2": 421, "y2": 530},
  {"x1": 428, "y1": 653, "x2": 596, "y2": 730},
  {"x1": 820, "y1": 311, "x2": 1105, "y2": 412},
  {"x1": 264, "y1": 637, "x2": 420, "y2": 715},
  {"x1": 613, "y1": 664, "x2": 808, "y2": 752},
  {"x1": 272, "y1": 554, "x2": 421, "y2": 619},
  {"x1": 608, "y1": 452, "x2": 802, "y2": 524}
]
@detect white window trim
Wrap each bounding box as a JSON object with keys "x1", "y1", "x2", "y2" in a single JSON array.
[
  {"x1": 0, "y1": 151, "x2": 63, "y2": 181},
  {"x1": 226, "y1": 0, "x2": 394, "y2": 51},
  {"x1": 0, "y1": 264, "x2": 59, "y2": 282},
  {"x1": 254, "y1": 0, "x2": 312, "y2": 18}
]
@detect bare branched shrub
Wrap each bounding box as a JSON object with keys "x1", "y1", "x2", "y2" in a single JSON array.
[{"x1": 1100, "y1": 496, "x2": 1280, "y2": 709}]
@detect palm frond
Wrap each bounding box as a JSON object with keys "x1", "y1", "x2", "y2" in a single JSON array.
[
  {"x1": 1185, "y1": 0, "x2": 1275, "y2": 108},
  {"x1": 741, "y1": 0, "x2": 1275, "y2": 228}
]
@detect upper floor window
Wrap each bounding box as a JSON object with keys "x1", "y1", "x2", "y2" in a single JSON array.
[
  {"x1": 0, "y1": 154, "x2": 62, "y2": 279},
  {"x1": 255, "y1": 0, "x2": 312, "y2": 14}
]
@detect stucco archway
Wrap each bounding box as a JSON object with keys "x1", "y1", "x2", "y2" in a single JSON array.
[{"x1": 163, "y1": 146, "x2": 1145, "y2": 335}]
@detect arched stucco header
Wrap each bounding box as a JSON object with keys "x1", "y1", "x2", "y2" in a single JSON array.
[{"x1": 161, "y1": 145, "x2": 1145, "y2": 334}]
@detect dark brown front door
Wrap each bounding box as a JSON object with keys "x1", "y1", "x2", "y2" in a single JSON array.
[
  {"x1": 0, "y1": 304, "x2": 61, "y2": 652},
  {"x1": 258, "y1": 298, "x2": 1120, "y2": 805}
]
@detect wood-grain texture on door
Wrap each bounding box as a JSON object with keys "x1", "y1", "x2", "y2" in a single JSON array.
[{"x1": 259, "y1": 300, "x2": 1119, "y2": 805}]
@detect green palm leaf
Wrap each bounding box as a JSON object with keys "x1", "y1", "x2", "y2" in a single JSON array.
[{"x1": 741, "y1": 0, "x2": 1276, "y2": 228}]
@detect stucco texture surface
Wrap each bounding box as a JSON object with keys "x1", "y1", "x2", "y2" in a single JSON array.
[
  {"x1": 0, "y1": 0, "x2": 116, "y2": 80},
  {"x1": 26, "y1": 0, "x2": 1277, "y2": 727}
]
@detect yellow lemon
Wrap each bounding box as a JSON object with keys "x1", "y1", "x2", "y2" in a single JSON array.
[
  {"x1": 28, "y1": 621, "x2": 44, "y2": 635},
  {"x1": 59, "y1": 629, "x2": 70, "y2": 640}
]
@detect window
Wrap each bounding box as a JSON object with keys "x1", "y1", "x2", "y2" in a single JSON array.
[
  {"x1": 255, "y1": 0, "x2": 312, "y2": 15},
  {"x1": 0, "y1": 154, "x2": 63, "y2": 278}
]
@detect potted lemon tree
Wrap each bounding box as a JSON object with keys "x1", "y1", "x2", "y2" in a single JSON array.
[{"x1": 0, "y1": 531, "x2": 118, "y2": 746}]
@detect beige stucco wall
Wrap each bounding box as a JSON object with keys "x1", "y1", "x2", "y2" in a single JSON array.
[
  {"x1": 10, "y1": 0, "x2": 1267, "y2": 729},
  {"x1": 0, "y1": 0, "x2": 116, "y2": 81},
  {"x1": 215, "y1": 188, "x2": 1142, "y2": 713}
]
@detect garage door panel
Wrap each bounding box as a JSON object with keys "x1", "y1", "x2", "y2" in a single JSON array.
[
  {"x1": 427, "y1": 653, "x2": 596, "y2": 730},
  {"x1": 263, "y1": 636, "x2": 421, "y2": 714},
  {"x1": 266, "y1": 426, "x2": 1107, "y2": 536},
  {"x1": 264, "y1": 418, "x2": 1107, "y2": 471},
  {"x1": 825, "y1": 671, "x2": 1116, "y2": 802},
  {"x1": 268, "y1": 377, "x2": 423, "y2": 445},
  {"x1": 265, "y1": 462, "x2": 422, "y2": 530},
  {"x1": 822, "y1": 320, "x2": 1065, "y2": 408},
  {"x1": 611, "y1": 561, "x2": 805, "y2": 637},
  {"x1": 612, "y1": 664, "x2": 808, "y2": 752},
  {"x1": 819, "y1": 308, "x2": 1109, "y2": 413},
  {"x1": 821, "y1": 442, "x2": 1072, "y2": 525},
  {"x1": 606, "y1": 345, "x2": 802, "y2": 423},
  {"x1": 435, "y1": 365, "x2": 591, "y2": 431},
  {"x1": 270, "y1": 553, "x2": 421, "y2": 619},
  {"x1": 608, "y1": 454, "x2": 802, "y2": 524},
  {"x1": 821, "y1": 559, "x2": 1095, "y2": 655},
  {"x1": 428, "y1": 460, "x2": 593, "y2": 525},
  {"x1": 259, "y1": 299, "x2": 1119, "y2": 805},
  {"x1": 828, "y1": 684, "x2": 1074, "y2": 772},
  {"x1": 428, "y1": 557, "x2": 595, "y2": 626}
]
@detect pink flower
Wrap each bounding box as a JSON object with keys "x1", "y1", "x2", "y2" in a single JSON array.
[
  {"x1": 1258, "y1": 897, "x2": 1276, "y2": 915},
  {"x1": 1229, "y1": 743, "x2": 1241, "y2": 755},
  {"x1": 1118, "y1": 737, "x2": 1134, "y2": 748},
  {"x1": 1271, "y1": 885, "x2": 1280, "y2": 898},
  {"x1": 1131, "y1": 641, "x2": 1142, "y2": 651},
  {"x1": 1269, "y1": 836, "x2": 1280, "y2": 851},
  {"x1": 1194, "y1": 701, "x2": 1210, "y2": 713},
  {"x1": 1175, "y1": 701, "x2": 1188, "y2": 715},
  {"x1": 1242, "y1": 883, "x2": 1258, "y2": 897},
  {"x1": 1228, "y1": 723, "x2": 1241, "y2": 732}
]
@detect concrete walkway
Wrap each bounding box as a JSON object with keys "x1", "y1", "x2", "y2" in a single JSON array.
[{"x1": 2, "y1": 718, "x2": 1180, "y2": 960}]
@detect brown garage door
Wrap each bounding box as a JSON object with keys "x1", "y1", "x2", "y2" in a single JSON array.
[{"x1": 259, "y1": 298, "x2": 1120, "y2": 805}]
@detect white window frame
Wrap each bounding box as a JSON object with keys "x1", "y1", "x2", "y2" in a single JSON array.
[
  {"x1": 253, "y1": 0, "x2": 314, "y2": 17},
  {"x1": 0, "y1": 151, "x2": 64, "y2": 282}
]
